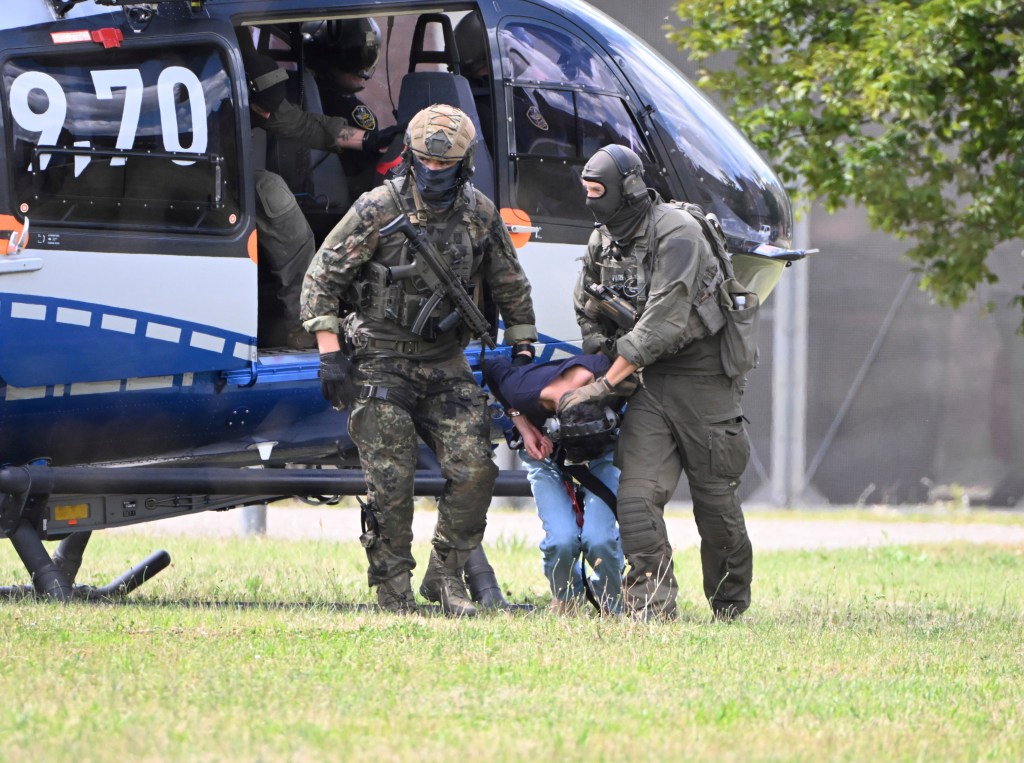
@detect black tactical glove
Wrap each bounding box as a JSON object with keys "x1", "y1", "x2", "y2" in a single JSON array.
[
  {"x1": 511, "y1": 341, "x2": 535, "y2": 367},
  {"x1": 362, "y1": 124, "x2": 404, "y2": 154},
  {"x1": 319, "y1": 351, "x2": 359, "y2": 410}
]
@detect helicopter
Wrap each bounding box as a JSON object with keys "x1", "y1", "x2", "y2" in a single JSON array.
[{"x1": 0, "y1": 0, "x2": 805, "y2": 600}]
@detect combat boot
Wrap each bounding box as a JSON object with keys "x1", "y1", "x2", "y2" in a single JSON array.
[
  {"x1": 419, "y1": 549, "x2": 477, "y2": 618},
  {"x1": 464, "y1": 545, "x2": 514, "y2": 610},
  {"x1": 376, "y1": 573, "x2": 418, "y2": 614}
]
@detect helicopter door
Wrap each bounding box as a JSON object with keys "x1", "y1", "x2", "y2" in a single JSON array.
[
  {"x1": 487, "y1": 15, "x2": 671, "y2": 343},
  {"x1": 0, "y1": 20, "x2": 252, "y2": 388},
  {"x1": 495, "y1": 18, "x2": 672, "y2": 234}
]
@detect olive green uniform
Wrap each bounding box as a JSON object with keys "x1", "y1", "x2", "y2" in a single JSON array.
[
  {"x1": 574, "y1": 203, "x2": 753, "y2": 619},
  {"x1": 254, "y1": 100, "x2": 355, "y2": 347},
  {"x1": 262, "y1": 98, "x2": 353, "y2": 152},
  {"x1": 301, "y1": 177, "x2": 536, "y2": 586}
]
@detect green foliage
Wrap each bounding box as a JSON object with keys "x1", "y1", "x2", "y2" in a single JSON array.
[{"x1": 669, "y1": 0, "x2": 1024, "y2": 322}]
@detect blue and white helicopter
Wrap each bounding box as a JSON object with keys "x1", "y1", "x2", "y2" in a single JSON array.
[{"x1": 0, "y1": 0, "x2": 804, "y2": 598}]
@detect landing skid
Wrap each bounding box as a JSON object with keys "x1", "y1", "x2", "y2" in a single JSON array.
[
  {"x1": 0, "y1": 463, "x2": 532, "y2": 601},
  {"x1": 0, "y1": 527, "x2": 171, "y2": 601}
]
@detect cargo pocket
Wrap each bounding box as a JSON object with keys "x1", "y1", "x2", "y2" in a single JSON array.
[
  {"x1": 347, "y1": 399, "x2": 382, "y2": 449},
  {"x1": 707, "y1": 413, "x2": 750, "y2": 484}
]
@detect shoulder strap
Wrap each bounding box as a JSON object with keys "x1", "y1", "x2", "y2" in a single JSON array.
[
  {"x1": 675, "y1": 201, "x2": 737, "y2": 281},
  {"x1": 383, "y1": 178, "x2": 409, "y2": 216}
]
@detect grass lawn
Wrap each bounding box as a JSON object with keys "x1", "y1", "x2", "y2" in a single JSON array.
[{"x1": 0, "y1": 532, "x2": 1021, "y2": 762}]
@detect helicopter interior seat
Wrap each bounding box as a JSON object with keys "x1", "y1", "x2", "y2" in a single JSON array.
[{"x1": 394, "y1": 13, "x2": 496, "y2": 201}]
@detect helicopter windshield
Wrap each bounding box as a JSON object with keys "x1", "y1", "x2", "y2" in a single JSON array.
[{"x1": 597, "y1": 21, "x2": 793, "y2": 250}]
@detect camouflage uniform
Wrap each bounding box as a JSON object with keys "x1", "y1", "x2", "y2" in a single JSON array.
[
  {"x1": 301, "y1": 175, "x2": 536, "y2": 592},
  {"x1": 574, "y1": 202, "x2": 753, "y2": 620}
]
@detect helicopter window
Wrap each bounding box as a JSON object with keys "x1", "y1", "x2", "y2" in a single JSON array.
[
  {"x1": 2, "y1": 44, "x2": 240, "y2": 233},
  {"x1": 499, "y1": 20, "x2": 665, "y2": 224},
  {"x1": 509, "y1": 84, "x2": 659, "y2": 223},
  {"x1": 601, "y1": 29, "x2": 793, "y2": 249},
  {"x1": 498, "y1": 22, "x2": 623, "y2": 93}
]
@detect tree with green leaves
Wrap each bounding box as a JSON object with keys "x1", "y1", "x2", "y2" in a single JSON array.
[{"x1": 669, "y1": 0, "x2": 1024, "y2": 324}]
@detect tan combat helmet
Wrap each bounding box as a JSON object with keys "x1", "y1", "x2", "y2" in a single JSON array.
[{"x1": 405, "y1": 103, "x2": 476, "y2": 164}]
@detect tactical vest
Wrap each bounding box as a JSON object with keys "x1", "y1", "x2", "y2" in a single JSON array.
[
  {"x1": 594, "y1": 202, "x2": 726, "y2": 345},
  {"x1": 353, "y1": 179, "x2": 483, "y2": 341}
]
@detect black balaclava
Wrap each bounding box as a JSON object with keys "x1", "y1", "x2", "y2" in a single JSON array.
[
  {"x1": 581, "y1": 145, "x2": 652, "y2": 244},
  {"x1": 412, "y1": 156, "x2": 462, "y2": 209}
]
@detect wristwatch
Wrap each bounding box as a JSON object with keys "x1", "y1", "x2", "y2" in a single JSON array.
[{"x1": 507, "y1": 408, "x2": 522, "y2": 417}]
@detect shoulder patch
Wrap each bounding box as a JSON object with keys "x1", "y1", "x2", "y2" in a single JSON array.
[{"x1": 352, "y1": 104, "x2": 377, "y2": 131}]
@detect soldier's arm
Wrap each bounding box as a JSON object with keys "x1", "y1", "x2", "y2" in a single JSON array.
[
  {"x1": 573, "y1": 236, "x2": 613, "y2": 355},
  {"x1": 615, "y1": 222, "x2": 705, "y2": 367},
  {"x1": 263, "y1": 100, "x2": 364, "y2": 152},
  {"x1": 479, "y1": 204, "x2": 537, "y2": 344},
  {"x1": 300, "y1": 191, "x2": 386, "y2": 334}
]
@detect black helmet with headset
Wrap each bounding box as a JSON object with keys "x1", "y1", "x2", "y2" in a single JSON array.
[
  {"x1": 581, "y1": 144, "x2": 651, "y2": 243},
  {"x1": 306, "y1": 17, "x2": 382, "y2": 80}
]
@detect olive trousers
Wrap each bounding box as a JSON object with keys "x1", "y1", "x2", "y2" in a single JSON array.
[{"x1": 615, "y1": 371, "x2": 753, "y2": 618}]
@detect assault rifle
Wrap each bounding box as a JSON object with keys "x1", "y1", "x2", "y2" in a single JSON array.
[
  {"x1": 583, "y1": 282, "x2": 636, "y2": 330},
  {"x1": 380, "y1": 214, "x2": 497, "y2": 349}
]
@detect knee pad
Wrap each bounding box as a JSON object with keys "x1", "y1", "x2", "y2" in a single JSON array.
[
  {"x1": 618, "y1": 476, "x2": 673, "y2": 508},
  {"x1": 616, "y1": 495, "x2": 666, "y2": 556}
]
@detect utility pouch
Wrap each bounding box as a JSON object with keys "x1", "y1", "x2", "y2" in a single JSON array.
[
  {"x1": 719, "y1": 277, "x2": 760, "y2": 378},
  {"x1": 694, "y1": 288, "x2": 727, "y2": 337},
  {"x1": 359, "y1": 262, "x2": 404, "y2": 323},
  {"x1": 357, "y1": 496, "x2": 381, "y2": 550}
]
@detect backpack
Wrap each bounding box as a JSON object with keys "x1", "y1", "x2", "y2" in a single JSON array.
[{"x1": 671, "y1": 201, "x2": 761, "y2": 378}]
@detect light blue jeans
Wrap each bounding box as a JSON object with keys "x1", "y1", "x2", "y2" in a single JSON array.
[{"x1": 520, "y1": 448, "x2": 624, "y2": 613}]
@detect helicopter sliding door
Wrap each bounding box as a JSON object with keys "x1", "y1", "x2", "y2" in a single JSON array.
[{"x1": 0, "y1": 18, "x2": 253, "y2": 388}]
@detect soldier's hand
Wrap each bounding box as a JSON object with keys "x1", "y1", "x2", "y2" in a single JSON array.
[
  {"x1": 581, "y1": 333, "x2": 614, "y2": 357},
  {"x1": 557, "y1": 376, "x2": 615, "y2": 414},
  {"x1": 362, "y1": 124, "x2": 404, "y2": 154},
  {"x1": 319, "y1": 351, "x2": 359, "y2": 410}
]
